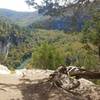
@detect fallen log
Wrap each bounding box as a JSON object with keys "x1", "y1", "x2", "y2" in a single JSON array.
[
  {"x1": 70, "y1": 71, "x2": 100, "y2": 79},
  {"x1": 52, "y1": 66, "x2": 100, "y2": 80},
  {"x1": 47, "y1": 66, "x2": 100, "y2": 95}
]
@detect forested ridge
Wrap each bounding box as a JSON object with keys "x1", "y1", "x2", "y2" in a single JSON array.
[
  {"x1": 0, "y1": 0, "x2": 100, "y2": 72},
  {"x1": 0, "y1": 1, "x2": 100, "y2": 100}
]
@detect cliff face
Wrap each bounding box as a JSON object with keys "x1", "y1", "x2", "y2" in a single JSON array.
[
  {"x1": 0, "y1": 34, "x2": 24, "y2": 63},
  {"x1": 0, "y1": 36, "x2": 9, "y2": 53}
]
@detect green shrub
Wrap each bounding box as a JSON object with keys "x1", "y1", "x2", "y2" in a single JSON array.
[
  {"x1": 31, "y1": 42, "x2": 65, "y2": 70},
  {"x1": 65, "y1": 42, "x2": 99, "y2": 70}
]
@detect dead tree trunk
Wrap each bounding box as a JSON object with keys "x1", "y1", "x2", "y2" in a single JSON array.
[{"x1": 70, "y1": 71, "x2": 100, "y2": 79}]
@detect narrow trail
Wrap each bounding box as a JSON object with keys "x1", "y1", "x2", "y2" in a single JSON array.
[
  {"x1": 0, "y1": 68, "x2": 100, "y2": 100},
  {"x1": 0, "y1": 69, "x2": 54, "y2": 100}
]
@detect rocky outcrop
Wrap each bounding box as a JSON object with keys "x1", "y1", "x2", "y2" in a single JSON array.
[
  {"x1": 0, "y1": 67, "x2": 100, "y2": 100},
  {"x1": 14, "y1": 66, "x2": 100, "y2": 100},
  {"x1": 0, "y1": 64, "x2": 10, "y2": 74}
]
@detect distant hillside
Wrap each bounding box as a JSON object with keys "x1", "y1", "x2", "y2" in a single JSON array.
[{"x1": 0, "y1": 8, "x2": 44, "y2": 26}]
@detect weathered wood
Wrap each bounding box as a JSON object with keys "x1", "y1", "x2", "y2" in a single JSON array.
[
  {"x1": 47, "y1": 66, "x2": 100, "y2": 95},
  {"x1": 70, "y1": 71, "x2": 100, "y2": 79},
  {"x1": 52, "y1": 66, "x2": 100, "y2": 80}
]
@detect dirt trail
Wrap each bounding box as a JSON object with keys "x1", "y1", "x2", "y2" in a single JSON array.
[
  {"x1": 0, "y1": 69, "x2": 52, "y2": 100},
  {"x1": 0, "y1": 69, "x2": 100, "y2": 100}
]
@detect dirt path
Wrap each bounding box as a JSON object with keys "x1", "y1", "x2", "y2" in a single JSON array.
[
  {"x1": 0, "y1": 69, "x2": 100, "y2": 100},
  {"x1": 0, "y1": 69, "x2": 52, "y2": 100}
]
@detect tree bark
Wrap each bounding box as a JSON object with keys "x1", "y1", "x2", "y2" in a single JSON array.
[{"x1": 98, "y1": 45, "x2": 100, "y2": 59}]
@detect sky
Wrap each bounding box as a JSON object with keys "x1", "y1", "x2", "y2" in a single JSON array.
[
  {"x1": 0, "y1": 0, "x2": 34, "y2": 12},
  {"x1": 0, "y1": 0, "x2": 94, "y2": 12}
]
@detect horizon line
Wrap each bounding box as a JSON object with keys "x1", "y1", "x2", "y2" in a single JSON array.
[{"x1": 0, "y1": 7, "x2": 36, "y2": 12}]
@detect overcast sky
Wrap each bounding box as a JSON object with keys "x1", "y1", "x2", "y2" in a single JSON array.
[
  {"x1": 0, "y1": 0, "x2": 94, "y2": 12},
  {"x1": 0, "y1": 0, "x2": 34, "y2": 12}
]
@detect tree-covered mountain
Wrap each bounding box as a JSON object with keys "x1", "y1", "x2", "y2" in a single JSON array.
[
  {"x1": 0, "y1": 0, "x2": 100, "y2": 72},
  {"x1": 27, "y1": 0, "x2": 100, "y2": 32},
  {"x1": 0, "y1": 7, "x2": 92, "y2": 32},
  {"x1": 0, "y1": 18, "x2": 32, "y2": 68},
  {"x1": 0, "y1": 8, "x2": 44, "y2": 27}
]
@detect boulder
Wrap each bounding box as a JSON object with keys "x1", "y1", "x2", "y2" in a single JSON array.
[{"x1": 0, "y1": 64, "x2": 10, "y2": 74}]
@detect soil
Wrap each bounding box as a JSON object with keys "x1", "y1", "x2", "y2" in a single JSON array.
[{"x1": 0, "y1": 69, "x2": 100, "y2": 100}]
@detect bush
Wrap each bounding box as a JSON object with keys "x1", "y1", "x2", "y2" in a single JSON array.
[
  {"x1": 65, "y1": 42, "x2": 99, "y2": 70},
  {"x1": 31, "y1": 42, "x2": 65, "y2": 70}
]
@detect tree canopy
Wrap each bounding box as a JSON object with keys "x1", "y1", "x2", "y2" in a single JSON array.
[{"x1": 26, "y1": 0, "x2": 96, "y2": 16}]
